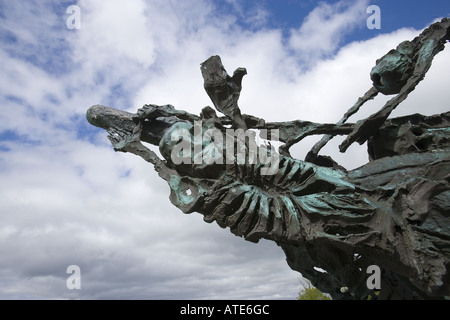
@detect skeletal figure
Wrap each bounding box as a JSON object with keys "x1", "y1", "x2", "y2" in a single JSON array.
[{"x1": 87, "y1": 19, "x2": 450, "y2": 299}]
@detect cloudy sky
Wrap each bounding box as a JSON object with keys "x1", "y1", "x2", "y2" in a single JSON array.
[{"x1": 0, "y1": 0, "x2": 449, "y2": 300}]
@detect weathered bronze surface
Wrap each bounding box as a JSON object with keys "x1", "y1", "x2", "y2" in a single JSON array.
[{"x1": 87, "y1": 18, "x2": 450, "y2": 299}]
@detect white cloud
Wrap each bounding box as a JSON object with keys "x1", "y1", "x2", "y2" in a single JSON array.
[
  {"x1": 75, "y1": 0, "x2": 156, "y2": 68},
  {"x1": 289, "y1": 0, "x2": 370, "y2": 63},
  {"x1": 223, "y1": 0, "x2": 269, "y2": 29},
  {"x1": 0, "y1": 0, "x2": 449, "y2": 300}
]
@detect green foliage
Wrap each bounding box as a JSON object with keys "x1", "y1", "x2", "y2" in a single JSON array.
[
  {"x1": 367, "y1": 290, "x2": 381, "y2": 300},
  {"x1": 297, "y1": 281, "x2": 332, "y2": 300}
]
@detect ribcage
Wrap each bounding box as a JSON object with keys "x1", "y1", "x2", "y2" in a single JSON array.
[{"x1": 166, "y1": 149, "x2": 378, "y2": 245}]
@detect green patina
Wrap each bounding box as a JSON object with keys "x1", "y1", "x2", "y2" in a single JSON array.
[
  {"x1": 86, "y1": 18, "x2": 450, "y2": 300},
  {"x1": 169, "y1": 175, "x2": 194, "y2": 205}
]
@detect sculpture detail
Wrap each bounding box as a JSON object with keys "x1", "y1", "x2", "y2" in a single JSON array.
[{"x1": 87, "y1": 18, "x2": 450, "y2": 299}]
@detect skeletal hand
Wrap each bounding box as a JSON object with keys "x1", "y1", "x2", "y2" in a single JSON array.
[
  {"x1": 133, "y1": 104, "x2": 158, "y2": 120},
  {"x1": 107, "y1": 122, "x2": 143, "y2": 151}
]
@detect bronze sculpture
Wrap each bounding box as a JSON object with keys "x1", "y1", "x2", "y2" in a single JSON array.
[{"x1": 87, "y1": 18, "x2": 450, "y2": 299}]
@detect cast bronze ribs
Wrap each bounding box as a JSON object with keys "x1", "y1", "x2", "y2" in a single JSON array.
[{"x1": 87, "y1": 18, "x2": 450, "y2": 300}]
